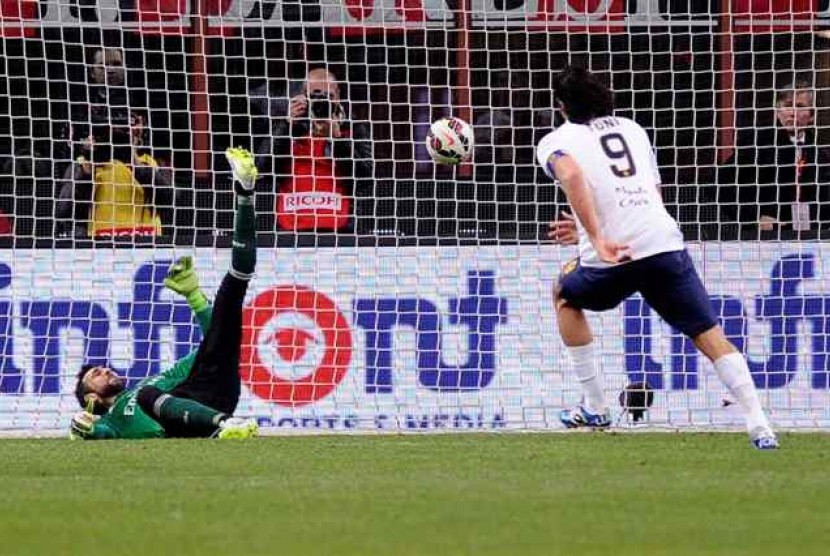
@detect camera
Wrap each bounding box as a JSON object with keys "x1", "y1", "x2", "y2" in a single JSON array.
[
  {"x1": 308, "y1": 90, "x2": 333, "y2": 119},
  {"x1": 84, "y1": 108, "x2": 134, "y2": 163}
]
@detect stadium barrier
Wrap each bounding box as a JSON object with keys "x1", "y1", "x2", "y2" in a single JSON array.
[{"x1": 1, "y1": 241, "x2": 828, "y2": 434}]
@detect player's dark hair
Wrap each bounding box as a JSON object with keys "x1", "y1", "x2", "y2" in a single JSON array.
[
  {"x1": 552, "y1": 66, "x2": 614, "y2": 124},
  {"x1": 74, "y1": 364, "x2": 107, "y2": 415}
]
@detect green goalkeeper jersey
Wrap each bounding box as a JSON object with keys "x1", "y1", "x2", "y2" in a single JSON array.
[{"x1": 88, "y1": 306, "x2": 212, "y2": 440}]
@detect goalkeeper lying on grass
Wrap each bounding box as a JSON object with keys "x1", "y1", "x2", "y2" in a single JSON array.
[{"x1": 71, "y1": 148, "x2": 260, "y2": 440}]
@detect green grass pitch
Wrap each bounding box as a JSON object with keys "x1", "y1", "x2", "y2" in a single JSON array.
[{"x1": 2, "y1": 433, "x2": 828, "y2": 556}]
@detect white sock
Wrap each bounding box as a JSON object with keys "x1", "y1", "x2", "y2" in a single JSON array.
[
  {"x1": 713, "y1": 353, "x2": 771, "y2": 434},
  {"x1": 567, "y1": 343, "x2": 607, "y2": 413}
]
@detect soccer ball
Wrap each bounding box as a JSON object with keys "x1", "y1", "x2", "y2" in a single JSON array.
[{"x1": 425, "y1": 117, "x2": 474, "y2": 165}]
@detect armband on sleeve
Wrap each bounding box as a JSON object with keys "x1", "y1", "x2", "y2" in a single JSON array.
[{"x1": 547, "y1": 150, "x2": 568, "y2": 179}]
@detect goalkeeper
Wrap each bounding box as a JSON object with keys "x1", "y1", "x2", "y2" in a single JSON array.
[{"x1": 70, "y1": 148, "x2": 260, "y2": 440}]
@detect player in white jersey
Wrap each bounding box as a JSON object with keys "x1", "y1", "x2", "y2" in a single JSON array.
[{"x1": 536, "y1": 66, "x2": 778, "y2": 449}]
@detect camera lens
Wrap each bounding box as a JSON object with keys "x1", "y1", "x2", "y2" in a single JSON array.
[{"x1": 308, "y1": 91, "x2": 332, "y2": 119}]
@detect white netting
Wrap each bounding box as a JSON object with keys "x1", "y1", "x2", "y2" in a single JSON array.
[{"x1": 0, "y1": 2, "x2": 829, "y2": 434}]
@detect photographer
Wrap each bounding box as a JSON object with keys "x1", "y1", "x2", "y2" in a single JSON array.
[
  {"x1": 254, "y1": 68, "x2": 373, "y2": 233},
  {"x1": 56, "y1": 111, "x2": 172, "y2": 238},
  {"x1": 53, "y1": 47, "x2": 132, "y2": 166}
]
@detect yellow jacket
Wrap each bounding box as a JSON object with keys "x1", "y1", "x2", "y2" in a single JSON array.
[{"x1": 89, "y1": 154, "x2": 163, "y2": 237}]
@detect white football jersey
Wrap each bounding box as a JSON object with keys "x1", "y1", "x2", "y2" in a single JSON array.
[{"x1": 536, "y1": 116, "x2": 684, "y2": 267}]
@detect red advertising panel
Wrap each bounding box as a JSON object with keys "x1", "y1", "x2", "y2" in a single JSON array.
[
  {"x1": 0, "y1": 0, "x2": 37, "y2": 37},
  {"x1": 732, "y1": 0, "x2": 824, "y2": 32},
  {"x1": 0, "y1": 0, "x2": 827, "y2": 35}
]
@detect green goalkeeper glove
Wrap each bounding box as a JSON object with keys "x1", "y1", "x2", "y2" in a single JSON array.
[
  {"x1": 69, "y1": 411, "x2": 99, "y2": 440},
  {"x1": 164, "y1": 256, "x2": 209, "y2": 313}
]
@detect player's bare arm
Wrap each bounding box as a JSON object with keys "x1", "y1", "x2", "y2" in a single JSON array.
[{"x1": 550, "y1": 153, "x2": 629, "y2": 263}]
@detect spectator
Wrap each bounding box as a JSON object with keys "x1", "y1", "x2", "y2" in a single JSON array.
[
  {"x1": 63, "y1": 47, "x2": 131, "y2": 161},
  {"x1": 253, "y1": 67, "x2": 373, "y2": 233},
  {"x1": 717, "y1": 78, "x2": 830, "y2": 232},
  {"x1": 89, "y1": 47, "x2": 126, "y2": 86},
  {"x1": 56, "y1": 110, "x2": 172, "y2": 238}
]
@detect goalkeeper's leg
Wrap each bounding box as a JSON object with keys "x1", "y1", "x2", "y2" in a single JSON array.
[
  {"x1": 137, "y1": 149, "x2": 259, "y2": 438},
  {"x1": 137, "y1": 386, "x2": 258, "y2": 439}
]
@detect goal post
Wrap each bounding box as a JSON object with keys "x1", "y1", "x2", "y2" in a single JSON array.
[{"x1": 0, "y1": 1, "x2": 828, "y2": 434}]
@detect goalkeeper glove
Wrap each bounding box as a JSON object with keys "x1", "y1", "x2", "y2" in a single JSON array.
[
  {"x1": 70, "y1": 411, "x2": 99, "y2": 440},
  {"x1": 164, "y1": 256, "x2": 209, "y2": 313}
]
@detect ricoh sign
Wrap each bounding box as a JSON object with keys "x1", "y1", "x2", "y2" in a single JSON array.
[{"x1": 2, "y1": 0, "x2": 828, "y2": 33}]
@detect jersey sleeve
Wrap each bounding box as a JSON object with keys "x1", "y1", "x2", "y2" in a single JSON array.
[
  {"x1": 649, "y1": 147, "x2": 662, "y2": 185},
  {"x1": 194, "y1": 304, "x2": 212, "y2": 334},
  {"x1": 535, "y1": 131, "x2": 569, "y2": 179},
  {"x1": 158, "y1": 352, "x2": 198, "y2": 384},
  {"x1": 638, "y1": 124, "x2": 661, "y2": 186},
  {"x1": 149, "y1": 303, "x2": 208, "y2": 385}
]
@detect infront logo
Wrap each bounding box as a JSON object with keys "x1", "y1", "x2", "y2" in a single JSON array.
[
  {"x1": 238, "y1": 271, "x2": 509, "y2": 407},
  {"x1": 625, "y1": 253, "x2": 830, "y2": 390}
]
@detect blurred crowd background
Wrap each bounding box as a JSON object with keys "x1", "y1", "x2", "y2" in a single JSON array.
[{"x1": 0, "y1": 9, "x2": 828, "y2": 243}]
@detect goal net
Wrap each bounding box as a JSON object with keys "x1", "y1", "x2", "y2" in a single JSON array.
[{"x1": 0, "y1": 1, "x2": 828, "y2": 434}]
